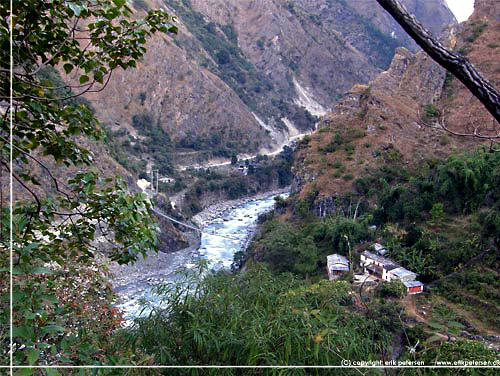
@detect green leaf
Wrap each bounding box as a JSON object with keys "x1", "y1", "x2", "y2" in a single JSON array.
[
  {"x1": 0, "y1": 268, "x2": 22, "y2": 275},
  {"x1": 14, "y1": 369, "x2": 33, "y2": 376},
  {"x1": 41, "y1": 325, "x2": 66, "y2": 334},
  {"x1": 12, "y1": 326, "x2": 30, "y2": 339},
  {"x1": 112, "y1": 0, "x2": 125, "y2": 7},
  {"x1": 447, "y1": 321, "x2": 465, "y2": 329},
  {"x1": 425, "y1": 335, "x2": 442, "y2": 344},
  {"x1": 45, "y1": 369, "x2": 62, "y2": 376},
  {"x1": 26, "y1": 348, "x2": 39, "y2": 365},
  {"x1": 79, "y1": 75, "x2": 89, "y2": 84},
  {"x1": 41, "y1": 294, "x2": 58, "y2": 304},
  {"x1": 31, "y1": 267, "x2": 54, "y2": 275},
  {"x1": 63, "y1": 63, "x2": 73, "y2": 74},
  {"x1": 94, "y1": 70, "x2": 104, "y2": 84},
  {"x1": 24, "y1": 242, "x2": 40, "y2": 252},
  {"x1": 427, "y1": 320, "x2": 445, "y2": 330}
]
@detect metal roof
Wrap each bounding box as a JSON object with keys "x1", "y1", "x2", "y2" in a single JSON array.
[
  {"x1": 390, "y1": 267, "x2": 418, "y2": 281},
  {"x1": 372, "y1": 243, "x2": 388, "y2": 256},
  {"x1": 327, "y1": 254, "x2": 349, "y2": 271},
  {"x1": 372, "y1": 243, "x2": 386, "y2": 252},
  {"x1": 361, "y1": 251, "x2": 399, "y2": 268},
  {"x1": 403, "y1": 280, "x2": 424, "y2": 288},
  {"x1": 366, "y1": 264, "x2": 383, "y2": 273}
]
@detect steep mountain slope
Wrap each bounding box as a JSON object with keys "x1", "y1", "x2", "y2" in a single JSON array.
[
  {"x1": 292, "y1": 45, "x2": 472, "y2": 207},
  {"x1": 80, "y1": 0, "x2": 455, "y2": 171},
  {"x1": 292, "y1": 0, "x2": 498, "y2": 211},
  {"x1": 189, "y1": 0, "x2": 456, "y2": 105}
]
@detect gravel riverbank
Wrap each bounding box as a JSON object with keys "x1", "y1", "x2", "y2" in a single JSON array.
[{"x1": 191, "y1": 187, "x2": 290, "y2": 228}]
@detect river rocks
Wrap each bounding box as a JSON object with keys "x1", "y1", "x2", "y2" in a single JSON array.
[{"x1": 192, "y1": 188, "x2": 290, "y2": 228}]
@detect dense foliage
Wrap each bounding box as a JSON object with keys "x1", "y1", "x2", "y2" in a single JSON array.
[
  {"x1": 242, "y1": 145, "x2": 500, "y2": 371},
  {"x1": 253, "y1": 148, "x2": 500, "y2": 282},
  {"x1": 0, "y1": 0, "x2": 177, "y2": 367},
  {"x1": 121, "y1": 263, "x2": 395, "y2": 371},
  {"x1": 361, "y1": 148, "x2": 500, "y2": 224},
  {"x1": 254, "y1": 214, "x2": 371, "y2": 278}
]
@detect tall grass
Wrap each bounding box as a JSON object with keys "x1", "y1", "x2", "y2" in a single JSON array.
[{"x1": 116, "y1": 263, "x2": 392, "y2": 372}]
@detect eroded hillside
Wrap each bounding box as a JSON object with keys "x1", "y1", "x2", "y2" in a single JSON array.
[{"x1": 78, "y1": 0, "x2": 455, "y2": 171}]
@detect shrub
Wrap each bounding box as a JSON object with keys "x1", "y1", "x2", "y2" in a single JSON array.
[
  {"x1": 256, "y1": 37, "x2": 265, "y2": 50},
  {"x1": 355, "y1": 178, "x2": 372, "y2": 195},
  {"x1": 138, "y1": 92, "x2": 146, "y2": 105},
  {"x1": 347, "y1": 128, "x2": 367, "y2": 140},
  {"x1": 274, "y1": 195, "x2": 288, "y2": 209},
  {"x1": 300, "y1": 135, "x2": 311, "y2": 146},
  {"x1": 344, "y1": 144, "x2": 355, "y2": 155},
  {"x1": 439, "y1": 134, "x2": 449, "y2": 146},
  {"x1": 122, "y1": 264, "x2": 392, "y2": 366},
  {"x1": 334, "y1": 132, "x2": 344, "y2": 145},
  {"x1": 466, "y1": 21, "x2": 488, "y2": 43},
  {"x1": 424, "y1": 104, "x2": 440, "y2": 119},
  {"x1": 376, "y1": 280, "x2": 407, "y2": 299},
  {"x1": 429, "y1": 203, "x2": 444, "y2": 224},
  {"x1": 320, "y1": 142, "x2": 337, "y2": 153}
]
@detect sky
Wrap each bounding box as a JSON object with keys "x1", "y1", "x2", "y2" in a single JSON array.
[{"x1": 445, "y1": 0, "x2": 475, "y2": 22}]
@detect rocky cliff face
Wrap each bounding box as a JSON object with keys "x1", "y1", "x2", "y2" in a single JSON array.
[
  {"x1": 80, "y1": 0, "x2": 456, "y2": 169},
  {"x1": 292, "y1": 47, "x2": 454, "y2": 201}
]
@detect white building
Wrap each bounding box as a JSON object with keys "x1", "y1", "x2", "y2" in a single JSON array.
[
  {"x1": 359, "y1": 250, "x2": 424, "y2": 295},
  {"x1": 327, "y1": 254, "x2": 350, "y2": 280}
]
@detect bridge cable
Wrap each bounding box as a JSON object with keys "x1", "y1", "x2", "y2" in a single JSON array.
[{"x1": 151, "y1": 207, "x2": 245, "y2": 241}]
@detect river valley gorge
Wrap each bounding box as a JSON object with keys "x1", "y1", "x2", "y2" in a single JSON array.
[
  {"x1": 111, "y1": 191, "x2": 289, "y2": 319},
  {"x1": 4, "y1": 0, "x2": 500, "y2": 371}
]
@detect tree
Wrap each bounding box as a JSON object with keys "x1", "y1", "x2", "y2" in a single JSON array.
[
  {"x1": 0, "y1": 0, "x2": 177, "y2": 365},
  {"x1": 230, "y1": 154, "x2": 238, "y2": 165},
  {"x1": 375, "y1": 0, "x2": 500, "y2": 146}
]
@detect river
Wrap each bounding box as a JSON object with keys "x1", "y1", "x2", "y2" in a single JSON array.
[{"x1": 110, "y1": 192, "x2": 288, "y2": 319}]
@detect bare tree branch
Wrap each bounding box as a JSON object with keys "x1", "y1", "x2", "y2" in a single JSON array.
[{"x1": 376, "y1": 0, "x2": 500, "y2": 125}]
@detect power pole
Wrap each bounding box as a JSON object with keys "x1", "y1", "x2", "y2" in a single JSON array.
[
  {"x1": 155, "y1": 169, "x2": 159, "y2": 193},
  {"x1": 150, "y1": 167, "x2": 154, "y2": 192}
]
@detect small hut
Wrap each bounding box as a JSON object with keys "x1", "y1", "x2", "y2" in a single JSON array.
[
  {"x1": 327, "y1": 254, "x2": 350, "y2": 280},
  {"x1": 403, "y1": 280, "x2": 424, "y2": 295}
]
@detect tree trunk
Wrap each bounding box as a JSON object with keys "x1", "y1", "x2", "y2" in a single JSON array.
[{"x1": 376, "y1": 0, "x2": 500, "y2": 125}]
